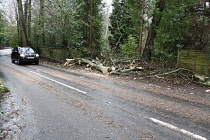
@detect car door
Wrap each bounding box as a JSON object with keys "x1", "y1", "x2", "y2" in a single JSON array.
[{"x1": 12, "y1": 47, "x2": 19, "y2": 60}]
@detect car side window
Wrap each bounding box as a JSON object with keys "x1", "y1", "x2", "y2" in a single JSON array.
[
  {"x1": 13, "y1": 47, "x2": 18, "y2": 52},
  {"x1": 18, "y1": 47, "x2": 21, "y2": 53},
  {"x1": 19, "y1": 48, "x2": 22, "y2": 54}
]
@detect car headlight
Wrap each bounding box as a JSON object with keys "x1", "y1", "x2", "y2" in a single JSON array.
[
  {"x1": 20, "y1": 54, "x2": 25, "y2": 58},
  {"x1": 36, "y1": 54, "x2": 39, "y2": 57}
]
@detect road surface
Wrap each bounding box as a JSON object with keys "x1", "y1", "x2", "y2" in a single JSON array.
[{"x1": 0, "y1": 48, "x2": 209, "y2": 140}]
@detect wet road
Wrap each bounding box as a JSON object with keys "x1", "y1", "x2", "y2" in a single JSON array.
[{"x1": 0, "y1": 48, "x2": 209, "y2": 140}]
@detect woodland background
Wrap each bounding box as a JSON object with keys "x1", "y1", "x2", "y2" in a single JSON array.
[{"x1": 0, "y1": 0, "x2": 209, "y2": 71}]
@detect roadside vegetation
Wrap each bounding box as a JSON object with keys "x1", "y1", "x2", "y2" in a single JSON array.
[
  {"x1": 0, "y1": 0, "x2": 209, "y2": 84},
  {"x1": 0, "y1": 82, "x2": 9, "y2": 99}
]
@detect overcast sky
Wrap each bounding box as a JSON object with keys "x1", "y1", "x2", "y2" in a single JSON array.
[
  {"x1": 0, "y1": 0, "x2": 113, "y2": 24},
  {"x1": 104, "y1": 0, "x2": 113, "y2": 5}
]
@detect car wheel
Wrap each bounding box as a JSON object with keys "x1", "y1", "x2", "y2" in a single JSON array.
[
  {"x1": 11, "y1": 59, "x2": 15, "y2": 63},
  {"x1": 17, "y1": 59, "x2": 22, "y2": 65},
  {"x1": 35, "y1": 61, "x2": 39, "y2": 65}
]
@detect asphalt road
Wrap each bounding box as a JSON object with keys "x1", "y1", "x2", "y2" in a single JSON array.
[{"x1": 0, "y1": 48, "x2": 209, "y2": 140}]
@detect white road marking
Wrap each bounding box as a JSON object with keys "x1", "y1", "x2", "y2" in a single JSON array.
[
  {"x1": 30, "y1": 71, "x2": 87, "y2": 94},
  {"x1": 149, "y1": 118, "x2": 207, "y2": 140}
]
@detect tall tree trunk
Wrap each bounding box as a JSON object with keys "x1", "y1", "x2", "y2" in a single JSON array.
[
  {"x1": 24, "y1": 0, "x2": 31, "y2": 46},
  {"x1": 138, "y1": 0, "x2": 145, "y2": 60},
  {"x1": 39, "y1": 0, "x2": 45, "y2": 46},
  {"x1": 27, "y1": 0, "x2": 31, "y2": 46},
  {"x1": 24, "y1": 0, "x2": 28, "y2": 24},
  {"x1": 89, "y1": 0, "x2": 93, "y2": 57},
  {"x1": 145, "y1": 0, "x2": 165, "y2": 46},
  {"x1": 144, "y1": 0, "x2": 165, "y2": 60},
  {"x1": 14, "y1": 1, "x2": 21, "y2": 46},
  {"x1": 17, "y1": 0, "x2": 29, "y2": 46}
]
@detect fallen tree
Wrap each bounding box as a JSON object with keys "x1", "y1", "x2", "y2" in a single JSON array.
[
  {"x1": 64, "y1": 58, "x2": 144, "y2": 74},
  {"x1": 110, "y1": 67, "x2": 143, "y2": 75},
  {"x1": 149, "y1": 68, "x2": 210, "y2": 86},
  {"x1": 64, "y1": 58, "x2": 209, "y2": 86},
  {"x1": 194, "y1": 74, "x2": 210, "y2": 86},
  {"x1": 65, "y1": 58, "x2": 110, "y2": 74}
]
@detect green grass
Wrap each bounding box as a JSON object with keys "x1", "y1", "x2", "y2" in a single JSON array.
[{"x1": 0, "y1": 83, "x2": 9, "y2": 98}]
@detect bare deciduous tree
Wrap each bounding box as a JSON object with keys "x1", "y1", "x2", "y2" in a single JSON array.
[{"x1": 17, "y1": 0, "x2": 28, "y2": 46}]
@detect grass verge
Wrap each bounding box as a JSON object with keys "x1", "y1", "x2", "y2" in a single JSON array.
[{"x1": 0, "y1": 82, "x2": 9, "y2": 99}]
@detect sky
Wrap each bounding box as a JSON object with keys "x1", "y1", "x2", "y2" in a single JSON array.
[
  {"x1": 103, "y1": 0, "x2": 113, "y2": 14},
  {"x1": 103, "y1": 0, "x2": 113, "y2": 5},
  {"x1": 206, "y1": 2, "x2": 210, "y2": 8},
  {"x1": 0, "y1": 0, "x2": 113, "y2": 24}
]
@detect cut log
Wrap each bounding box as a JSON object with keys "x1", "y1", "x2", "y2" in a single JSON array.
[
  {"x1": 110, "y1": 66, "x2": 116, "y2": 71},
  {"x1": 204, "y1": 79, "x2": 210, "y2": 86},
  {"x1": 65, "y1": 58, "x2": 110, "y2": 73},
  {"x1": 111, "y1": 67, "x2": 143, "y2": 75},
  {"x1": 120, "y1": 67, "x2": 143, "y2": 73},
  {"x1": 95, "y1": 65, "x2": 109, "y2": 74},
  {"x1": 194, "y1": 74, "x2": 209, "y2": 82},
  {"x1": 64, "y1": 59, "x2": 77, "y2": 66}
]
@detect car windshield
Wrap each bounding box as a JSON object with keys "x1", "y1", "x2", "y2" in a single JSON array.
[{"x1": 20, "y1": 48, "x2": 35, "y2": 54}]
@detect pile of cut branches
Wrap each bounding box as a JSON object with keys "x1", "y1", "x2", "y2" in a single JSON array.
[
  {"x1": 150, "y1": 68, "x2": 210, "y2": 86},
  {"x1": 64, "y1": 58, "x2": 210, "y2": 86},
  {"x1": 64, "y1": 58, "x2": 143, "y2": 74}
]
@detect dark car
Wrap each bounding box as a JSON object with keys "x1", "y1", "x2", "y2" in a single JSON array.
[{"x1": 11, "y1": 47, "x2": 39, "y2": 65}]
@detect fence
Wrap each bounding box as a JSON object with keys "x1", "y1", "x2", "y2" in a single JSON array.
[
  {"x1": 33, "y1": 47, "x2": 82, "y2": 62},
  {"x1": 177, "y1": 50, "x2": 210, "y2": 75}
]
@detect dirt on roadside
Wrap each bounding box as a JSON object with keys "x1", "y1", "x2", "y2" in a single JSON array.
[
  {"x1": 41, "y1": 59, "x2": 210, "y2": 98},
  {"x1": 38, "y1": 59, "x2": 210, "y2": 133},
  {"x1": 39, "y1": 59, "x2": 210, "y2": 106}
]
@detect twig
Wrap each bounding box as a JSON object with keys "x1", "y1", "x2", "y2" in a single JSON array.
[{"x1": 154, "y1": 68, "x2": 193, "y2": 76}]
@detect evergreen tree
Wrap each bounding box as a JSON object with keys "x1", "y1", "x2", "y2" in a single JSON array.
[
  {"x1": 0, "y1": 10, "x2": 6, "y2": 46},
  {"x1": 152, "y1": 0, "x2": 200, "y2": 66},
  {"x1": 30, "y1": 0, "x2": 103, "y2": 58},
  {"x1": 109, "y1": 0, "x2": 136, "y2": 54},
  {"x1": 80, "y1": 0, "x2": 104, "y2": 58}
]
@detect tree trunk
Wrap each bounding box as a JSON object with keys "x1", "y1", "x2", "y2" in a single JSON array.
[
  {"x1": 110, "y1": 67, "x2": 143, "y2": 75},
  {"x1": 27, "y1": 0, "x2": 32, "y2": 46},
  {"x1": 144, "y1": 0, "x2": 165, "y2": 57},
  {"x1": 17, "y1": 0, "x2": 29, "y2": 46},
  {"x1": 138, "y1": 0, "x2": 145, "y2": 60},
  {"x1": 39, "y1": 0, "x2": 45, "y2": 46},
  {"x1": 14, "y1": 1, "x2": 21, "y2": 46},
  {"x1": 65, "y1": 58, "x2": 110, "y2": 74},
  {"x1": 24, "y1": 0, "x2": 32, "y2": 46},
  {"x1": 89, "y1": 0, "x2": 93, "y2": 57}
]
